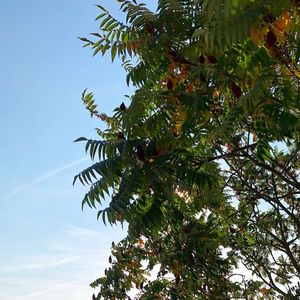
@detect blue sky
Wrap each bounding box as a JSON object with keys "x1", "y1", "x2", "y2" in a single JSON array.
[{"x1": 0, "y1": 1, "x2": 155, "y2": 299}]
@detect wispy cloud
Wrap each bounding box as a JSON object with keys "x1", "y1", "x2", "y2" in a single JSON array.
[
  {"x1": 0, "y1": 224, "x2": 116, "y2": 300},
  {"x1": 14, "y1": 280, "x2": 85, "y2": 300},
  {"x1": 7, "y1": 157, "x2": 89, "y2": 199},
  {"x1": 0, "y1": 256, "x2": 80, "y2": 274},
  {"x1": 64, "y1": 225, "x2": 100, "y2": 237}
]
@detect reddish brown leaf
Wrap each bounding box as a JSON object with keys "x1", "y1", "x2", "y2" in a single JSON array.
[
  {"x1": 120, "y1": 102, "x2": 126, "y2": 111},
  {"x1": 167, "y1": 79, "x2": 173, "y2": 90},
  {"x1": 172, "y1": 127, "x2": 180, "y2": 138},
  {"x1": 207, "y1": 55, "x2": 217, "y2": 63},
  {"x1": 253, "y1": 132, "x2": 258, "y2": 142},
  {"x1": 137, "y1": 145, "x2": 145, "y2": 161},
  {"x1": 231, "y1": 82, "x2": 242, "y2": 98},
  {"x1": 266, "y1": 30, "x2": 277, "y2": 50},
  {"x1": 198, "y1": 54, "x2": 205, "y2": 64},
  {"x1": 146, "y1": 22, "x2": 154, "y2": 33},
  {"x1": 117, "y1": 132, "x2": 125, "y2": 140}
]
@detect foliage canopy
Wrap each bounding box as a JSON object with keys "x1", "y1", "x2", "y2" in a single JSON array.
[{"x1": 75, "y1": 0, "x2": 300, "y2": 299}]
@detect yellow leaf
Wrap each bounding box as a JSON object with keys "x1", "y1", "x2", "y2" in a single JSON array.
[
  {"x1": 212, "y1": 89, "x2": 220, "y2": 98},
  {"x1": 138, "y1": 238, "x2": 144, "y2": 248},
  {"x1": 275, "y1": 12, "x2": 291, "y2": 33},
  {"x1": 180, "y1": 64, "x2": 188, "y2": 81},
  {"x1": 289, "y1": 66, "x2": 300, "y2": 80},
  {"x1": 185, "y1": 84, "x2": 194, "y2": 95},
  {"x1": 250, "y1": 26, "x2": 265, "y2": 45}
]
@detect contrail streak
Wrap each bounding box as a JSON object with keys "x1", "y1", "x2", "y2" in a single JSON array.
[
  {"x1": 7, "y1": 157, "x2": 89, "y2": 199},
  {"x1": 15, "y1": 279, "x2": 84, "y2": 300}
]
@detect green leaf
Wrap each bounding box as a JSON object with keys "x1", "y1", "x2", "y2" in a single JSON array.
[
  {"x1": 96, "y1": 4, "x2": 107, "y2": 12},
  {"x1": 111, "y1": 43, "x2": 117, "y2": 62},
  {"x1": 95, "y1": 12, "x2": 107, "y2": 21},
  {"x1": 74, "y1": 137, "x2": 88, "y2": 142}
]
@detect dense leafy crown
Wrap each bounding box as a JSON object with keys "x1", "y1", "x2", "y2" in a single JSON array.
[{"x1": 75, "y1": 0, "x2": 300, "y2": 299}]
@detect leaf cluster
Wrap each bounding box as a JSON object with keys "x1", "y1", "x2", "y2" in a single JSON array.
[{"x1": 75, "y1": 1, "x2": 300, "y2": 299}]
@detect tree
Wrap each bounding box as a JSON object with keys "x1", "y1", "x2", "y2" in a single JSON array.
[{"x1": 74, "y1": 1, "x2": 300, "y2": 299}]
